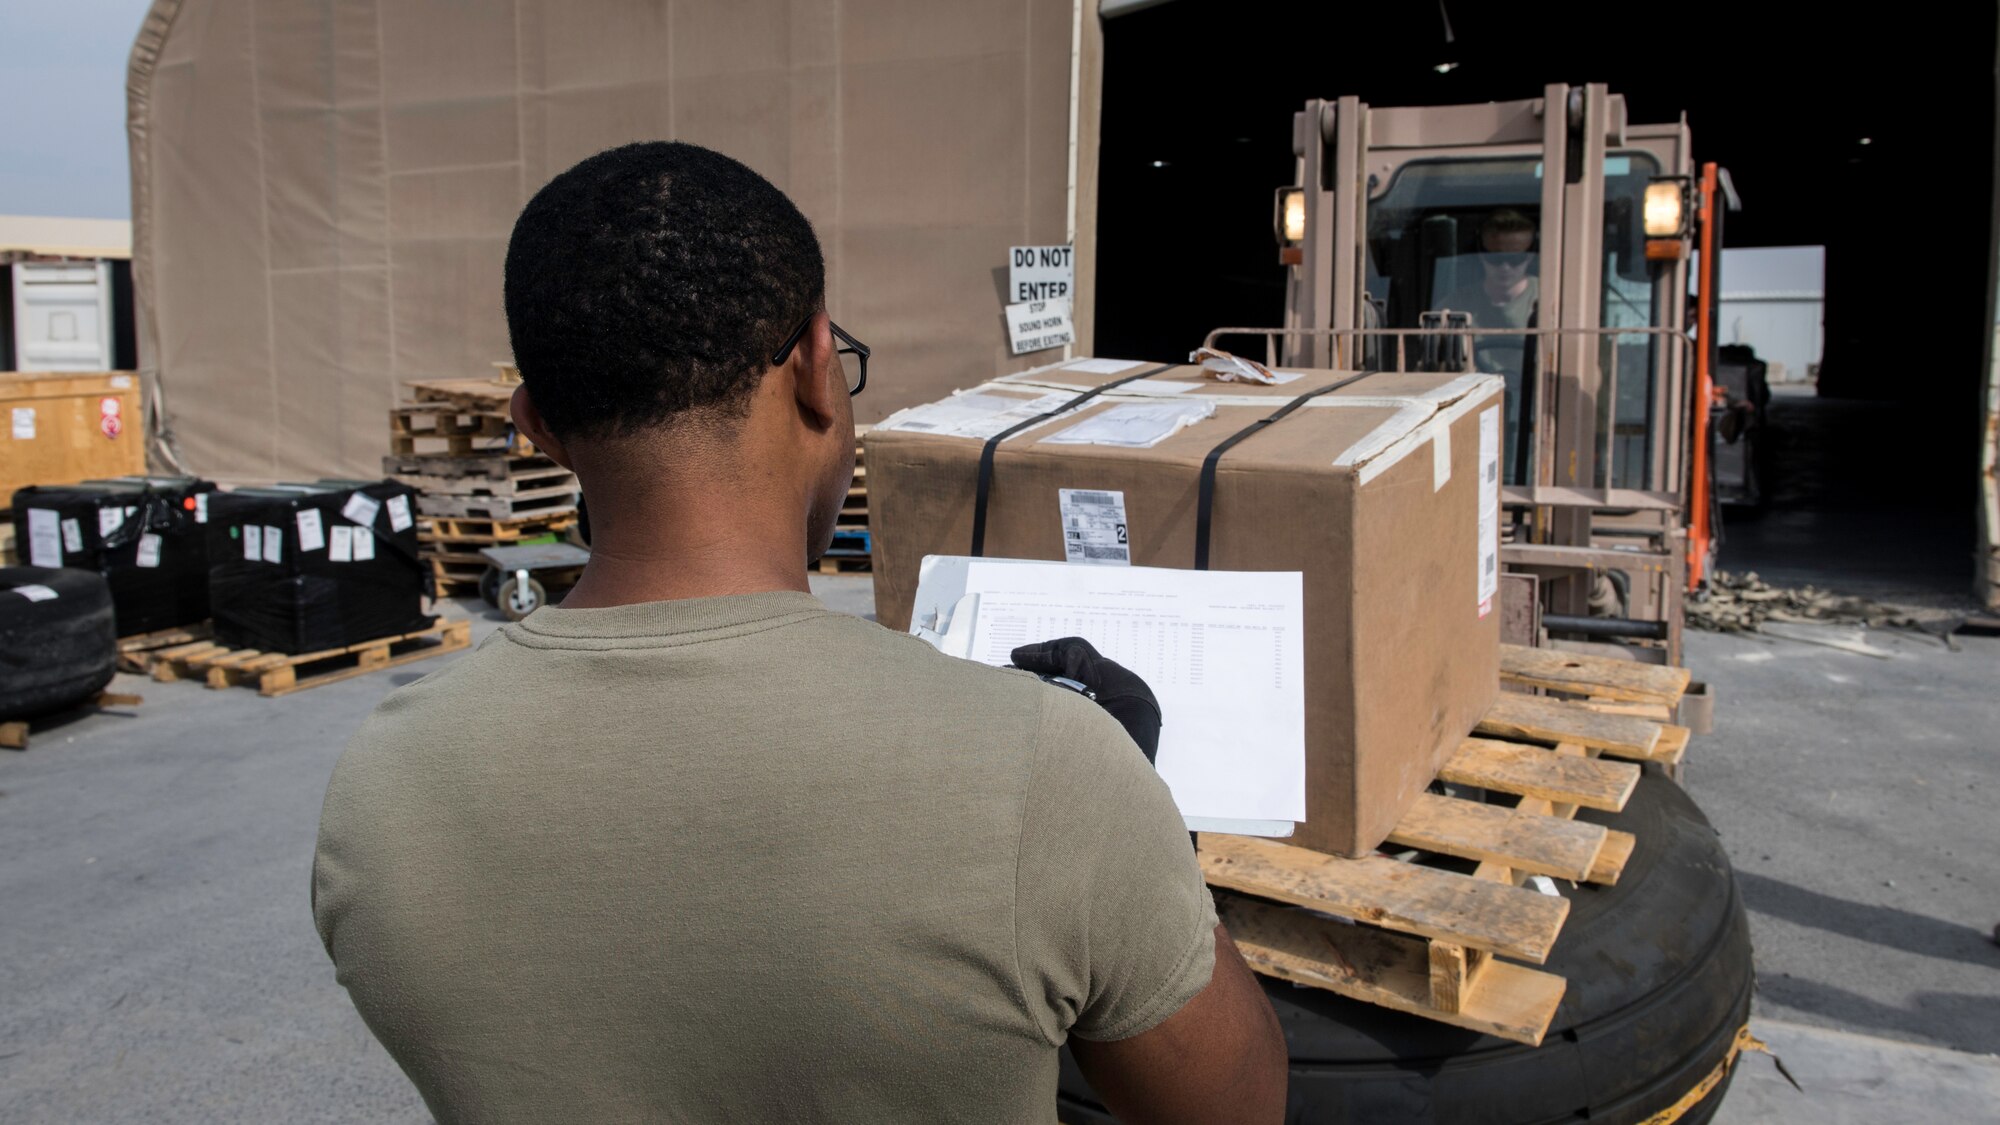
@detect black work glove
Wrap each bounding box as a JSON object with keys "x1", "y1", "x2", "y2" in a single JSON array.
[{"x1": 1010, "y1": 637, "x2": 1163, "y2": 764}]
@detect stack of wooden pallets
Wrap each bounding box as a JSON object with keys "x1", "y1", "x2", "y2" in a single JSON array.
[
  {"x1": 1201, "y1": 644, "x2": 1693, "y2": 1045},
  {"x1": 383, "y1": 373, "x2": 580, "y2": 596},
  {"x1": 817, "y1": 429, "x2": 872, "y2": 574}
]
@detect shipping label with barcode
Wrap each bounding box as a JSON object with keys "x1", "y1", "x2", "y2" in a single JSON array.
[
  {"x1": 1477, "y1": 406, "x2": 1500, "y2": 615},
  {"x1": 1059, "y1": 488, "x2": 1131, "y2": 566}
]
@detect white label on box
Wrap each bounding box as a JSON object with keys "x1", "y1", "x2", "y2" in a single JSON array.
[
  {"x1": 262, "y1": 525, "x2": 283, "y2": 564},
  {"x1": 11, "y1": 406, "x2": 35, "y2": 440},
  {"x1": 1008, "y1": 244, "x2": 1073, "y2": 303},
  {"x1": 1062, "y1": 358, "x2": 1145, "y2": 376},
  {"x1": 61, "y1": 518, "x2": 84, "y2": 553},
  {"x1": 136, "y1": 533, "x2": 162, "y2": 568},
  {"x1": 1059, "y1": 488, "x2": 1131, "y2": 566},
  {"x1": 341, "y1": 492, "x2": 381, "y2": 528},
  {"x1": 351, "y1": 529, "x2": 376, "y2": 561},
  {"x1": 1477, "y1": 406, "x2": 1500, "y2": 614},
  {"x1": 194, "y1": 492, "x2": 209, "y2": 523},
  {"x1": 26, "y1": 509, "x2": 61, "y2": 567},
  {"x1": 243, "y1": 525, "x2": 261, "y2": 561},
  {"x1": 295, "y1": 508, "x2": 326, "y2": 552},
  {"x1": 1003, "y1": 298, "x2": 1074, "y2": 356},
  {"x1": 13, "y1": 583, "x2": 58, "y2": 602},
  {"x1": 110, "y1": 374, "x2": 133, "y2": 388},
  {"x1": 328, "y1": 524, "x2": 354, "y2": 562},
  {"x1": 385, "y1": 494, "x2": 413, "y2": 532},
  {"x1": 99, "y1": 507, "x2": 126, "y2": 538}
]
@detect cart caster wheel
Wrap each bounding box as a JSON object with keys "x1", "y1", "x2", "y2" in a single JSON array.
[
  {"x1": 497, "y1": 575, "x2": 548, "y2": 621},
  {"x1": 479, "y1": 566, "x2": 502, "y2": 608}
]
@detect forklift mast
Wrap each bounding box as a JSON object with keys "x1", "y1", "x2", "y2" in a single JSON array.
[{"x1": 1235, "y1": 83, "x2": 1716, "y2": 664}]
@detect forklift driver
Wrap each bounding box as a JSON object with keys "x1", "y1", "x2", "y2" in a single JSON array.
[{"x1": 1435, "y1": 208, "x2": 1539, "y2": 478}]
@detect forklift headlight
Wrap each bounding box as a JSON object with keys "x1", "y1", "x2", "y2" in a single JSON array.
[
  {"x1": 1643, "y1": 177, "x2": 1689, "y2": 238},
  {"x1": 1276, "y1": 187, "x2": 1306, "y2": 244}
]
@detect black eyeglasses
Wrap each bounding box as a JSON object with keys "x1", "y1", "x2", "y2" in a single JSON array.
[{"x1": 772, "y1": 312, "x2": 869, "y2": 396}]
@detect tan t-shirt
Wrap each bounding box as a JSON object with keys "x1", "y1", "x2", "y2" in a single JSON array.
[{"x1": 312, "y1": 591, "x2": 1217, "y2": 1124}]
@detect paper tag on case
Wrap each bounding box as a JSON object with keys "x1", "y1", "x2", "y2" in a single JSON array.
[
  {"x1": 194, "y1": 492, "x2": 209, "y2": 523},
  {"x1": 328, "y1": 525, "x2": 354, "y2": 562},
  {"x1": 12, "y1": 584, "x2": 58, "y2": 602},
  {"x1": 99, "y1": 507, "x2": 126, "y2": 538},
  {"x1": 296, "y1": 508, "x2": 326, "y2": 552},
  {"x1": 26, "y1": 509, "x2": 61, "y2": 568},
  {"x1": 244, "y1": 525, "x2": 262, "y2": 561},
  {"x1": 351, "y1": 530, "x2": 376, "y2": 561},
  {"x1": 386, "y1": 494, "x2": 413, "y2": 532},
  {"x1": 11, "y1": 406, "x2": 35, "y2": 440},
  {"x1": 136, "y1": 534, "x2": 162, "y2": 568},
  {"x1": 262, "y1": 525, "x2": 283, "y2": 565},
  {"x1": 341, "y1": 492, "x2": 381, "y2": 528},
  {"x1": 61, "y1": 519, "x2": 84, "y2": 553}
]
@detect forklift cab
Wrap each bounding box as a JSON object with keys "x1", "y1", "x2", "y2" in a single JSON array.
[{"x1": 1253, "y1": 85, "x2": 1706, "y2": 662}]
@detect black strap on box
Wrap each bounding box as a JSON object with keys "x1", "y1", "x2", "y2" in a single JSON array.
[
  {"x1": 1193, "y1": 370, "x2": 1382, "y2": 570},
  {"x1": 969, "y1": 362, "x2": 1180, "y2": 557}
]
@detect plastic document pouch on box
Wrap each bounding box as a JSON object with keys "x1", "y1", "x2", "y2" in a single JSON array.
[
  {"x1": 873, "y1": 391, "x2": 1077, "y2": 441},
  {"x1": 909, "y1": 555, "x2": 1306, "y2": 837},
  {"x1": 1041, "y1": 400, "x2": 1216, "y2": 449}
]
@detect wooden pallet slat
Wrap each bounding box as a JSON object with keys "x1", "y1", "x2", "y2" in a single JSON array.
[
  {"x1": 1499, "y1": 643, "x2": 1690, "y2": 705},
  {"x1": 1217, "y1": 896, "x2": 1566, "y2": 1045},
  {"x1": 148, "y1": 619, "x2": 472, "y2": 696},
  {"x1": 1476, "y1": 691, "x2": 1663, "y2": 759},
  {"x1": 1440, "y1": 738, "x2": 1641, "y2": 812},
  {"x1": 1386, "y1": 792, "x2": 1609, "y2": 881},
  {"x1": 1198, "y1": 834, "x2": 1569, "y2": 963}
]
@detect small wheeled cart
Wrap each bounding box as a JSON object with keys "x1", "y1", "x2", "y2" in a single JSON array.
[{"x1": 478, "y1": 542, "x2": 589, "y2": 620}]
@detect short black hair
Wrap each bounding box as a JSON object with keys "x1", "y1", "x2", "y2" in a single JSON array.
[{"x1": 504, "y1": 142, "x2": 825, "y2": 439}]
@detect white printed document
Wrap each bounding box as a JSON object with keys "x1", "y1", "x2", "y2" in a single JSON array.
[{"x1": 910, "y1": 556, "x2": 1305, "y2": 836}]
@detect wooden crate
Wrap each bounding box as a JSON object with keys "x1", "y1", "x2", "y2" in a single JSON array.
[
  {"x1": 1206, "y1": 643, "x2": 1693, "y2": 1045},
  {"x1": 1, "y1": 372, "x2": 147, "y2": 500},
  {"x1": 147, "y1": 618, "x2": 471, "y2": 697}
]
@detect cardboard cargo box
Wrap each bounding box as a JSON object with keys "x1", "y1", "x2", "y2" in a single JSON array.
[{"x1": 865, "y1": 361, "x2": 1503, "y2": 857}]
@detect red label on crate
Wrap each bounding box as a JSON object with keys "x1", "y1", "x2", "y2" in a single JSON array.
[{"x1": 100, "y1": 396, "x2": 122, "y2": 439}]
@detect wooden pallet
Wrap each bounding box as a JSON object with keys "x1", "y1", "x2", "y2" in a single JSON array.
[
  {"x1": 0, "y1": 512, "x2": 15, "y2": 567},
  {"x1": 415, "y1": 488, "x2": 576, "y2": 520},
  {"x1": 403, "y1": 376, "x2": 515, "y2": 413},
  {"x1": 1, "y1": 691, "x2": 144, "y2": 750},
  {"x1": 116, "y1": 620, "x2": 214, "y2": 674},
  {"x1": 383, "y1": 452, "x2": 574, "y2": 493},
  {"x1": 425, "y1": 554, "x2": 486, "y2": 596},
  {"x1": 147, "y1": 618, "x2": 471, "y2": 696},
  {"x1": 1205, "y1": 642, "x2": 1691, "y2": 1045},
  {"x1": 420, "y1": 512, "x2": 577, "y2": 545},
  {"x1": 388, "y1": 405, "x2": 535, "y2": 458}
]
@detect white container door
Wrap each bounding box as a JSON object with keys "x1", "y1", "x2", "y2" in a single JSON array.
[{"x1": 12, "y1": 261, "x2": 114, "y2": 371}]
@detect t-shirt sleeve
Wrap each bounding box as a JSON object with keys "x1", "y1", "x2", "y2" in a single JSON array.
[{"x1": 1013, "y1": 687, "x2": 1220, "y2": 1044}]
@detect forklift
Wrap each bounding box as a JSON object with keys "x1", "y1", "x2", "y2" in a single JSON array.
[{"x1": 1210, "y1": 83, "x2": 1735, "y2": 666}]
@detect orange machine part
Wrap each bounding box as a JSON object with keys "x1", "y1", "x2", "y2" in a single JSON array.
[{"x1": 1687, "y1": 162, "x2": 1720, "y2": 589}]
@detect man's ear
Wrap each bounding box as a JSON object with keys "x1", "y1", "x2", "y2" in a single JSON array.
[
  {"x1": 510, "y1": 384, "x2": 572, "y2": 470},
  {"x1": 788, "y1": 311, "x2": 840, "y2": 430}
]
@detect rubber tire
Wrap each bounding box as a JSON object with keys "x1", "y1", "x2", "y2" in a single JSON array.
[
  {"x1": 498, "y1": 576, "x2": 546, "y2": 621},
  {"x1": 0, "y1": 567, "x2": 119, "y2": 721},
  {"x1": 1057, "y1": 768, "x2": 1754, "y2": 1124}
]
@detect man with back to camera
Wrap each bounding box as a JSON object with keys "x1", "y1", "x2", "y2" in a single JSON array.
[{"x1": 311, "y1": 141, "x2": 1286, "y2": 1123}]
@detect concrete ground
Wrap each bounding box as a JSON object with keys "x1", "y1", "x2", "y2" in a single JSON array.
[{"x1": 2, "y1": 568, "x2": 1995, "y2": 1121}]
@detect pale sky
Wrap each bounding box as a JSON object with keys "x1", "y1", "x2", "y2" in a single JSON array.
[{"x1": 0, "y1": 0, "x2": 157, "y2": 219}]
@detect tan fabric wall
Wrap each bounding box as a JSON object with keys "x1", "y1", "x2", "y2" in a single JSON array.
[{"x1": 128, "y1": 0, "x2": 1099, "y2": 479}]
